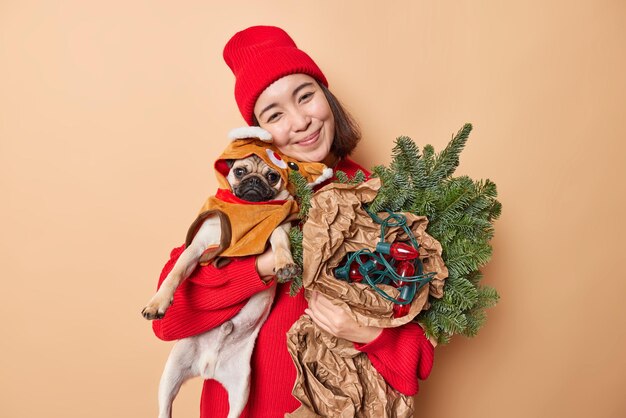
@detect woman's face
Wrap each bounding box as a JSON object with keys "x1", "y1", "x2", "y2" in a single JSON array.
[{"x1": 253, "y1": 74, "x2": 335, "y2": 163}]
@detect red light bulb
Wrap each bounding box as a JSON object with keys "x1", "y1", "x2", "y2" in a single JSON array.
[
  {"x1": 390, "y1": 243, "x2": 419, "y2": 260},
  {"x1": 376, "y1": 242, "x2": 419, "y2": 261},
  {"x1": 348, "y1": 261, "x2": 363, "y2": 282},
  {"x1": 394, "y1": 260, "x2": 415, "y2": 288},
  {"x1": 393, "y1": 301, "x2": 411, "y2": 317},
  {"x1": 393, "y1": 285, "x2": 414, "y2": 318},
  {"x1": 397, "y1": 260, "x2": 415, "y2": 277}
]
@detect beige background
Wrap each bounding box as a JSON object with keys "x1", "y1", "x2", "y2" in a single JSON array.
[{"x1": 1, "y1": 1, "x2": 625, "y2": 417}]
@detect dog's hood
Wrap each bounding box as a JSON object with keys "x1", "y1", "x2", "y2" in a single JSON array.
[{"x1": 214, "y1": 127, "x2": 334, "y2": 196}]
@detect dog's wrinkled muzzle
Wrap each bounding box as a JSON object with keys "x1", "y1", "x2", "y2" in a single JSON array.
[{"x1": 235, "y1": 176, "x2": 276, "y2": 202}]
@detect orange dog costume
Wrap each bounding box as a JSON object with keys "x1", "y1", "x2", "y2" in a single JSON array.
[{"x1": 185, "y1": 127, "x2": 333, "y2": 262}]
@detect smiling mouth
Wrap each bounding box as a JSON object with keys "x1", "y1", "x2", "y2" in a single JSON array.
[{"x1": 297, "y1": 129, "x2": 321, "y2": 146}]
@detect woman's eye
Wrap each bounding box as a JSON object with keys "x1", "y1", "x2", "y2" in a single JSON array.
[
  {"x1": 234, "y1": 168, "x2": 246, "y2": 178},
  {"x1": 299, "y1": 92, "x2": 313, "y2": 103},
  {"x1": 267, "y1": 112, "x2": 281, "y2": 123}
]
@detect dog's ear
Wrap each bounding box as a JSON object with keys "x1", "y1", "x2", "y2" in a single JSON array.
[{"x1": 225, "y1": 159, "x2": 235, "y2": 168}]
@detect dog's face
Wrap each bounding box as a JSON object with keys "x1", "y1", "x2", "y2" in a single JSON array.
[{"x1": 226, "y1": 155, "x2": 286, "y2": 202}]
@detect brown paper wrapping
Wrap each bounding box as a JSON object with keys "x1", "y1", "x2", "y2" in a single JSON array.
[{"x1": 286, "y1": 179, "x2": 448, "y2": 418}]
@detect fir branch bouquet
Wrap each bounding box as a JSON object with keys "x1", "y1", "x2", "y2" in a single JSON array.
[{"x1": 289, "y1": 123, "x2": 501, "y2": 345}]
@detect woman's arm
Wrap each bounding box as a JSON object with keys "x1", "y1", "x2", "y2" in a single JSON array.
[
  {"x1": 353, "y1": 323, "x2": 435, "y2": 395},
  {"x1": 151, "y1": 245, "x2": 272, "y2": 341},
  {"x1": 255, "y1": 246, "x2": 277, "y2": 279}
]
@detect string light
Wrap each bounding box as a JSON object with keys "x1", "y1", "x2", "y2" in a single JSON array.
[{"x1": 333, "y1": 209, "x2": 435, "y2": 317}]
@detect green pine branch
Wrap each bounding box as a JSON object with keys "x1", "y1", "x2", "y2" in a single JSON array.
[
  {"x1": 334, "y1": 170, "x2": 350, "y2": 184},
  {"x1": 425, "y1": 123, "x2": 471, "y2": 186},
  {"x1": 334, "y1": 169, "x2": 367, "y2": 185},
  {"x1": 366, "y1": 123, "x2": 500, "y2": 345},
  {"x1": 289, "y1": 171, "x2": 313, "y2": 219},
  {"x1": 287, "y1": 225, "x2": 304, "y2": 295}
]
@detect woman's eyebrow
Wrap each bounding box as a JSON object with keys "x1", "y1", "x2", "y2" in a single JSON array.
[
  {"x1": 292, "y1": 82, "x2": 314, "y2": 97},
  {"x1": 258, "y1": 82, "x2": 315, "y2": 120},
  {"x1": 258, "y1": 103, "x2": 277, "y2": 119}
]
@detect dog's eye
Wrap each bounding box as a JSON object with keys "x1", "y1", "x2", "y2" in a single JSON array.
[
  {"x1": 288, "y1": 162, "x2": 299, "y2": 171},
  {"x1": 234, "y1": 167, "x2": 247, "y2": 178},
  {"x1": 266, "y1": 172, "x2": 280, "y2": 185}
]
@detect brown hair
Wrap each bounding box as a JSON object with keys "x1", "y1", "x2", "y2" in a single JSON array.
[
  {"x1": 319, "y1": 83, "x2": 361, "y2": 158},
  {"x1": 252, "y1": 82, "x2": 361, "y2": 159}
]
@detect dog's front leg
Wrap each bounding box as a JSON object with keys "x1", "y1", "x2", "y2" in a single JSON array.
[
  {"x1": 142, "y1": 215, "x2": 223, "y2": 320},
  {"x1": 270, "y1": 223, "x2": 301, "y2": 282}
]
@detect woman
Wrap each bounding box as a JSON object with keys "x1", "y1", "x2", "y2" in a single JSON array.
[{"x1": 152, "y1": 25, "x2": 435, "y2": 417}]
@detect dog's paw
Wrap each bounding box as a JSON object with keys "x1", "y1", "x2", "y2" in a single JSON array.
[
  {"x1": 275, "y1": 263, "x2": 302, "y2": 282},
  {"x1": 141, "y1": 299, "x2": 172, "y2": 320},
  {"x1": 141, "y1": 306, "x2": 163, "y2": 320}
]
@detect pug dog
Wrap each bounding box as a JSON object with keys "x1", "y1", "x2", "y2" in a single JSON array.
[
  {"x1": 142, "y1": 127, "x2": 333, "y2": 418},
  {"x1": 141, "y1": 154, "x2": 300, "y2": 418},
  {"x1": 141, "y1": 153, "x2": 299, "y2": 321}
]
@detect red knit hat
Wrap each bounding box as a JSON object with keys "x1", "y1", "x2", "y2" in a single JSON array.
[{"x1": 223, "y1": 25, "x2": 328, "y2": 126}]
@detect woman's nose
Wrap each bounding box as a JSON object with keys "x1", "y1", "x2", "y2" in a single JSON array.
[{"x1": 291, "y1": 111, "x2": 311, "y2": 132}]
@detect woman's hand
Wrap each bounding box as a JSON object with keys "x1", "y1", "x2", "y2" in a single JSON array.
[
  {"x1": 305, "y1": 291, "x2": 383, "y2": 344},
  {"x1": 255, "y1": 247, "x2": 275, "y2": 281}
]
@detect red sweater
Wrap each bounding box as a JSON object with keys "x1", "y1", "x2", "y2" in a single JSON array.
[{"x1": 152, "y1": 158, "x2": 435, "y2": 417}]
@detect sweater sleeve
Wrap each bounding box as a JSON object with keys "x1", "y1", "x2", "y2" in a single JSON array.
[
  {"x1": 354, "y1": 322, "x2": 434, "y2": 396},
  {"x1": 151, "y1": 245, "x2": 271, "y2": 341}
]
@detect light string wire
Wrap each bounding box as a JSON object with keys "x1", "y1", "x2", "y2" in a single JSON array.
[{"x1": 335, "y1": 207, "x2": 435, "y2": 305}]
